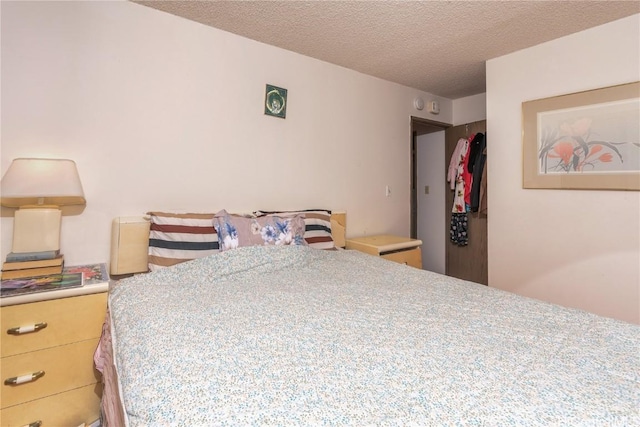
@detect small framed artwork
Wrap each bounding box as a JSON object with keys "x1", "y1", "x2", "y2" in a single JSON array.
[
  {"x1": 264, "y1": 84, "x2": 287, "y2": 119},
  {"x1": 522, "y1": 81, "x2": 640, "y2": 190}
]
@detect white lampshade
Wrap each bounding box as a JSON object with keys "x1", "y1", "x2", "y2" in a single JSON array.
[
  {"x1": 1, "y1": 158, "x2": 86, "y2": 253},
  {"x1": 1, "y1": 158, "x2": 86, "y2": 208}
]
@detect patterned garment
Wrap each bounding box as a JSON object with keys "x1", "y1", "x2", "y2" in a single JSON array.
[
  {"x1": 450, "y1": 212, "x2": 468, "y2": 246},
  {"x1": 448, "y1": 137, "x2": 469, "y2": 213}
]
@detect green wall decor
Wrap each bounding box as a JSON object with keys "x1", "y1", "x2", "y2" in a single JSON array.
[{"x1": 265, "y1": 84, "x2": 287, "y2": 118}]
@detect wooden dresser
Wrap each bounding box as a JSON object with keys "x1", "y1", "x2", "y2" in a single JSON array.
[
  {"x1": 1, "y1": 290, "x2": 107, "y2": 427},
  {"x1": 346, "y1": 234, "x2": 423, "y2": 269}
]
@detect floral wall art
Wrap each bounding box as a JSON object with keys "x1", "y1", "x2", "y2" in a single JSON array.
[{"x1": 523, "y1": 81, "x2": 640, "y2": 190}]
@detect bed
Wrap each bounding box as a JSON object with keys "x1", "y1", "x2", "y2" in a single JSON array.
[{"x1": 97, "y1": 210, "x2": 640, "y2": 426}]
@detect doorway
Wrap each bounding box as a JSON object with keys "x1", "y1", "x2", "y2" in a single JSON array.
[
  {"x1": 411, "y1": 117, "x2": 488, "y2": 285},
  {"x1": 444, "y1": 120, "x2": 487, "y2": 285},
  {"x1": 411, "y1": 117, "x2": 449, "y2": 273}
]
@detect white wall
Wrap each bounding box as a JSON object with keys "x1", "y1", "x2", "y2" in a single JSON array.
[
  {"x1": 453, "y1": 93, "x2": 486, "y2": 126},
  {"x1": 416, "y1": 131, "x2": 445, "y2": 273},
  {"x1": 0, "y1": 1, "x2": 452, "y2": 265},
  {"x1": 487, "y1": 14, "x2": 640, "y2": 324}
]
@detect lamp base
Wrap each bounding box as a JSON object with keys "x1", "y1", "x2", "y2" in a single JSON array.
[{"x1": 12, "y1": 208, "x2": 62, "y2": 253}]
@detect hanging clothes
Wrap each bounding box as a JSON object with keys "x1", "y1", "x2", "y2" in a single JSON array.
[
  {"x1": 450, "y1": 213, "x2": 468, "y2": 246},
  {"x1": 462, "y1": 136, "x2": 474, "y2": 209},
  {"x1": 447, "y1": 138, "x2": 467, "y2": 191},
  {"x1": 448, "y1": 137, "x2": 470, "y2": 246},
  {"x1": 470, "y1": 133, "x2": 487, "y2": 213},
  {"x1": 478, "y1": 147, "x2": 488, "y2": 215},
  {"x1": 448, "y1": 137, "x2": 470, "y2": 213},
  {"x1": 467, "y1": 132, "x2": 485, "y2": 174}
]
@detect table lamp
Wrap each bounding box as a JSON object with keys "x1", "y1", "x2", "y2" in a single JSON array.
[{"x1": 1, "y1": 158, "x2": 86, "y2": 253}]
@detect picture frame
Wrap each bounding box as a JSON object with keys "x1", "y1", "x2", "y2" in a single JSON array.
[
  {"x1": 264, "y1": 84, "x2": 287, "y2": 119},
  {"x1": 522, "y1": 81, "x2": 640, "y2": 190}
]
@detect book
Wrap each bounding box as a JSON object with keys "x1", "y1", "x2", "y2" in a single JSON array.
[
  {"x1": 1, "y1": 265, "x2": 64, "y2": 280},
  {"x1": 5, "y1": 250, "x2": 61, "y2": 262},
  {"x1": 0, "y1": 272, "x2": 84, "y2": 298},
  {"x1": 63, "y1": 263, "x2": 109, "y2": 285},
  {"x1": 2, "y1": 255, "x2": 64, "y2": 271}
]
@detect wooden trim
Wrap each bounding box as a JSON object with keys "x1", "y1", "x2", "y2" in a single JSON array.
[{"x1": 330, "y1": 212, "x2": 346, "y2": 248}]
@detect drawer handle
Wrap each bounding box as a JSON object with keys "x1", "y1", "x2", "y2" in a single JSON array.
[
  {"x1": 22, "y1": 422, "x2": 42, "y2": 427},
  {"x1": 4, "y1": 370, "x2": 45, "y2": 386},
  {"x1": 7, "y1": 322, "x2": 48, "y2": 335}
]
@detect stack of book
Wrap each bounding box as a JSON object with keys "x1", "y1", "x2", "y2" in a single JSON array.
[{"x1": 1, "y1": 250, "x2": 64, "y2": 280}]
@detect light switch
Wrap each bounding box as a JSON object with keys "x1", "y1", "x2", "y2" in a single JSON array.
[{"x1": 424, "y1": 185, "x2": 429, "y2": 195}]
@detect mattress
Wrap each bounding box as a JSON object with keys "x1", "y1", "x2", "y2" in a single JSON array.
[{"x1": 104, "y1": 245, "x2": 640, "y2": 425}]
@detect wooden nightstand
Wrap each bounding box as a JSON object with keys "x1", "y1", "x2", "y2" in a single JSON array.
[
  {"x1": 0, "y1": 281, "x2": 108, "y2": 426},
  {"x1": 346, "y1": 234, "x2": 423, "y2": 269}
]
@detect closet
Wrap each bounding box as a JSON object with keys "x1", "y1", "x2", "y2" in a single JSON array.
[
  {"x1": 444, "y1": 120, "x2": 487, "y2": 285},
  {"x1": 412, "y1": 117, "x2": 487, "y2": 285}
]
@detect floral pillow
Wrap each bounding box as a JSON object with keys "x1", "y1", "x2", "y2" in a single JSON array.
[
  {"x1": 254, "y1": 209, "x2": 335, "y2": 250},
  {"x1": 213, "y1": 210, "x2": 306, "y2": 251}
]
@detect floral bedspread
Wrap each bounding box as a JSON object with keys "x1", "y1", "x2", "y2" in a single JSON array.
[{"x1": 109, "y1": 245, "x2": 640, "y2": 426}]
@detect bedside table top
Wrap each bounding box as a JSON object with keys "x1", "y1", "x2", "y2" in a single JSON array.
[
  {"x1": 0, "y1": 280, "x2": 109, "y2": 307},
  {"x1": 346, "y1": 234, "x2": 422, "y2": 254},
  {"x1": 1, "y1": 262, "x2": 110, "y2": 307}
]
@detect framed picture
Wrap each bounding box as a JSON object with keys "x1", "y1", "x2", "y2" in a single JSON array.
[
  {"x1": 264, "y1": 84, "x2": 287, "y2": 119},
  {"x1": 522, "y1": 81, "x2": 640, "y2": 190}
]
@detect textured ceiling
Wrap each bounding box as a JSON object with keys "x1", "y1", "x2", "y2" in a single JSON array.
[{"x1": 134, "y1": 1, "x2": 640, "y2": 99}]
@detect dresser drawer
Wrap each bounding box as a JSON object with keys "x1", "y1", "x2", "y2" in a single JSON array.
[
  {"x1": 0, "y1": 383, "x2": 101, "y2": 427},
  {"x1": 1, "y1": 339, "x2": 100, "y2": 409},
  {"x1": 1, "y1": 292, "x2": 107, "y2": 358},
  {"x1": 381, "y1": 247, "x2": 423, "y2": 268}
]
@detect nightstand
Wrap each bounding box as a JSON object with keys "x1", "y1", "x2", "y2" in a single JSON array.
[
  {"x1": 0, "y1": 281, "x2": 108, "y2": 426},
  {"x1": 346, "y1": 234, "x2": 423, "y2": 269}
]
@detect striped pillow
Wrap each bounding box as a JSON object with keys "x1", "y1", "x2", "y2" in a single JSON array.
[
  {"x1": 147, "y1": 212, "x2": 219, "y2": 271},
  {"x1": 254, "y1": 209, "x2": 334, "y2": 250}
]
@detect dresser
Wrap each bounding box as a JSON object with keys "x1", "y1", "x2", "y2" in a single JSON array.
[
  {"x1": 1, "y1": 285, "x2": 108, "y2": 427},
  {"x1": 346, "y1": 234, "x2": 423, "y2": 269}
]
